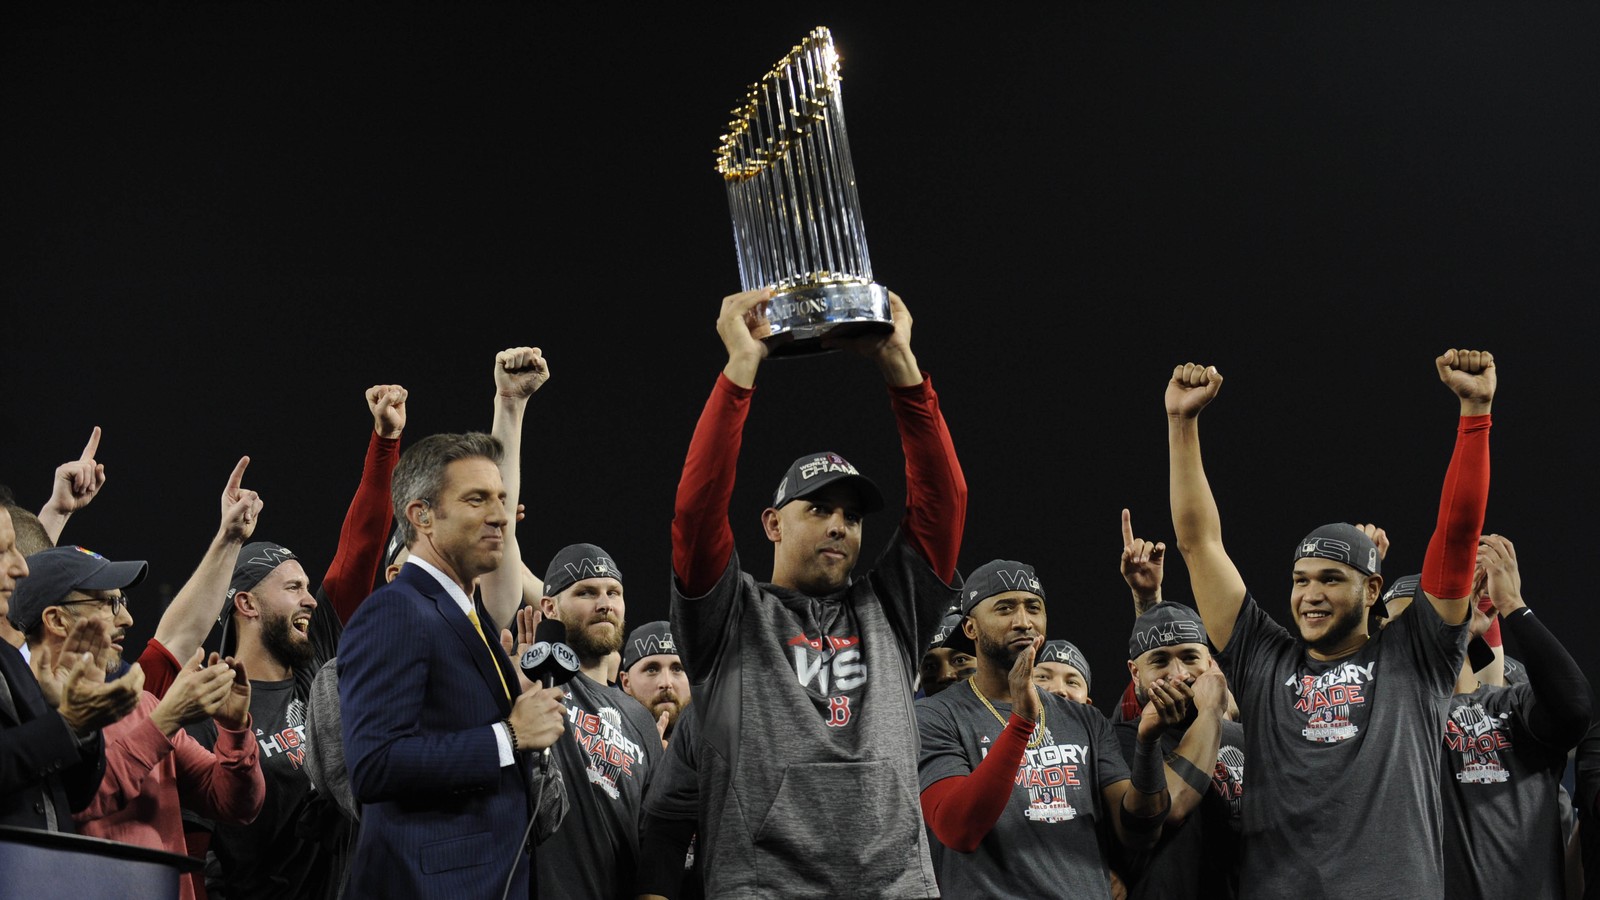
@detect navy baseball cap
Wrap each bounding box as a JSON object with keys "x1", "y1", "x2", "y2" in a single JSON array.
[
  {"x1": 1294, "y1": 524, "x2": 1382, "y2": 578},
  {"x1": 620, "y1": 620, "x2": 679, "y2": 673},
  {"x1": 959, "y1": 560, "x2": 1044, "y2": 616},
  {"x1": 771, "y1": 452, "x2": 884, "y2": 513},
  {"x1": 10, "y1": 546, "x2": 148, "y2": 633}
]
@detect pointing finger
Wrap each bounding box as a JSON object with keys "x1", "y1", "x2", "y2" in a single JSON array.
[
  {"x1": 1121, "y1": 508, "x2": 1134, "y2": 548},
  {"x1": 226, "y1": 456, "x2": 250, "y2": 494},
  {"x1": 80, "y1": 426, "x2": 102, "y2": 462}
]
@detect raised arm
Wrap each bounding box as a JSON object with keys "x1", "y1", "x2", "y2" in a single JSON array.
[
  {"x1": 37, "y1": 427, "x2": 107, "y2": 544},
  {"x1": 1477, "y1": 535, "x2": 1591, "y2": 748},
  {"x1": 482, "y1": 347, "x2": 548, "y2": 629},
  {"x1": 829, "y1": 293, "x2": 966, "y2": 579},
  {"x1": 671, "y1": 290, "x2": 769, "y2": 596},
  {"x1": 1166, "y1": 364, "x2": 1247, "y2": 650},
  {"x1": 320, "y1": 385, "x2": 406, "y2": 624},
  {"x1": 1420, "y1": 349, "x2": 1495, "y2": 626},
  {"x1": 150, "y1": 458, "x2": 263, "y2": 664}
]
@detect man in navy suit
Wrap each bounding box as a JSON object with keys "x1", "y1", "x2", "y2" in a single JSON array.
[{"x1": 339, "y1": 433, "x2": 568, "y2": 898}]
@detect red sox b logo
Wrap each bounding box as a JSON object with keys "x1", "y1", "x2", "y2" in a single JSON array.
[{"x1": 826, "y1": 695, "x2": 852, "y2": 727}]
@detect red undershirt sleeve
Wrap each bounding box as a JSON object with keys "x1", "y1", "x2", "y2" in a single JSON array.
[
  {"x1": 1421, "y1": 415, "x2": 1490, "y2": 600},
  {"x1": 672, "y1": 374, "x2": 752, "y2": 597},
  {"x1": 890, "y1": 376, "x2": 967, "y2": 583},
  {"x1": 322, "y1": 432, "x2": 401, "y2": 625},
  {"x1": 1119, "y1": 679, "x2": 1142, "y2": 722},
  {"x1": 920, "y1": 713, "x2": 1031, "y2": 853}
]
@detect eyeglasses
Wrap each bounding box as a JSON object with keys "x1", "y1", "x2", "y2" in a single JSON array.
[{"x1": 59, "y1": 595, "x2": 128, "y2": 616}]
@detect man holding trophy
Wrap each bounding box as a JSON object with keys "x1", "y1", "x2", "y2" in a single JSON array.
[{"x1": 669, "y1": 283, "x2": 966, "y2": 897}]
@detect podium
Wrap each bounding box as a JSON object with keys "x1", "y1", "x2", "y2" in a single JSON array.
[{"x1": 0, "y1": 823, "x2": 204, "y2": 897}]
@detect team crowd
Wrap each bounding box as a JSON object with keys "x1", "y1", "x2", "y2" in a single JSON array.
[{"x1": 1, "y1": 289, "x2": 1596, "y2": 899}]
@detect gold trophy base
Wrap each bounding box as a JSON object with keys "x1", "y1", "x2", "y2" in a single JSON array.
[{"x1": 754, "y1": 282, "x2": 893, "y2": 358}]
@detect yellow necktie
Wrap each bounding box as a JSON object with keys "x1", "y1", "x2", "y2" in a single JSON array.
[{"x1": 466, "y1": 607, "x2": 512, "y2": 700}]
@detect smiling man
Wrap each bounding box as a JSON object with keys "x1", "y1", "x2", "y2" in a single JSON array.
[
  {"x1": 339, "y1": 432, "x2": 569, "y2": 899},
  {"x1": 12, "y1": 545, "x2": 265, "y2": 900},
  {"x1": 1165, "y1": 350, "x2": 1495, "y2": 899},
  {"x1": 536, "y1": 543, "x2": 660, "y2": 900}
]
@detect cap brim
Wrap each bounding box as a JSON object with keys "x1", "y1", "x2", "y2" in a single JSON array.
[
  {"x1": 792, "y1": 474, "x2": 885, "y2": 514},
  {"x1": 78, "y1": 559, "x2": 149, "y2": 592},
  {"x1": 937, "y1": 620, "x2": 976, "y2": 656}
]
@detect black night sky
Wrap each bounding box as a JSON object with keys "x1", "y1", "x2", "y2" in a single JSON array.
[{"x1": 4, "y1": 4, "x2": 1596, "y2": 706}]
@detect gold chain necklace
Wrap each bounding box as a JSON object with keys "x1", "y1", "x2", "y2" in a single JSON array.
[{"x1": 968, "y1": 677, "x2": 1047, "y2": 749}]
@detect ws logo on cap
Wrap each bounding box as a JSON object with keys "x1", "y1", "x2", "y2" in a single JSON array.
[
  {"x1": 561, "y1": 557, "x2": 616, "y2": 582},
  {"x1": 631, "y1": 633, "x2": 677, "y2": 660}
]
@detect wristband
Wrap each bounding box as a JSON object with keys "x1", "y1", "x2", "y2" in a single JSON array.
[
  {"x1": 503, "y1": 718, "x2": 519, "y2": 753},
  {"x1": 1166, "y1": 752, "x2": 1213, "y2": 797},
  {"x1": 1132, "y1": 738, "x2": 1164, "y2": 794}
]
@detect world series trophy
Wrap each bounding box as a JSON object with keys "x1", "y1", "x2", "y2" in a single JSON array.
[{"x1": 716, "y1": 27, "x2": 892, "y2": 357}]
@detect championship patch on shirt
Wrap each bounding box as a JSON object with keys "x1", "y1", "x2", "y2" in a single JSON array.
[
  {"x1": 1212, "y1": 743, "x2": 1245, "y2": 815},
  {"x1": 980, "y1": 727, "x2": 1094, "y2": 824},
  {"x1": 567, "y1": 701, "x2": 648, "y2": 799},
  {"x1": 1445, "y1": 701, "x2": 1513, "y2": 784},
  {"x1": 1285, "y1": 660, "x2": 1375, "y2": 743},
  {"x1": 785, "y1": 631, "x2": 868, "y2": 728}
]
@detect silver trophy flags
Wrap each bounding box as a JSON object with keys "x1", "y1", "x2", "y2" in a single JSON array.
[{"x1": 716, "y1": 27, "x2": 892, "y2": 357}]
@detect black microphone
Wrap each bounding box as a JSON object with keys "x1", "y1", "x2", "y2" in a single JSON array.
[{"x1": 520, "y1": 618, "x2": 581, "y2": 689}]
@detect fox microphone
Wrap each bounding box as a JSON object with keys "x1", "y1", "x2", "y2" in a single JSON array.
[{"x1": 520, "y1": 618, "x2": 581, "y2": 689}]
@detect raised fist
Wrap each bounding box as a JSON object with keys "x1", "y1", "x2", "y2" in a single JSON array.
[
  {"x1": 366, "y1": 384, "x2": 408, "y2": 439},
  {"x1": 495, "y1": 347, "x2": 549, "y2": 400},
  {"x1": 1165, "y1": 363, "x2": 1222, "y2": 420},
  {"x1": 1435, "y1": 349, "x2": 1495, "y2": 412}
]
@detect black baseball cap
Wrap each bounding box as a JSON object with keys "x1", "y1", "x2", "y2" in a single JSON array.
[
  {"x1": 620, "y1": 620, "x2": 680, "y2": 673},
  {"x1": 959, "y1": 560, "x2": 1045, "y2": 616},
  {"x1": 543, "y1": 543, "x2": 623, "y2": 598},
  {"x1": 1127, "y1": 603, "x2": 1208, "y2": 660},
  {"x1": 11, "y1": 546, "x2": 148, "y2": 633},
  {"x1": 1377, "y1": 573, "x2": 1419, "y2": 621},
  {"x1": 1038, "y1": 640, "x2": 1092, "y2": 692},
  {"x1": 927, "y1": 608, "x2": 970, "y2": 655},
  {"x1": 1294, "y1": 524, "x2": 1382, "y2": 578},
  {"x1": 771, "y1": 452, "x2": 884, "y2": 513}
]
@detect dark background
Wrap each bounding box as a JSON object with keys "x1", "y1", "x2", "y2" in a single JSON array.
[{"x1": 4, "y1": 4, "x2": 1595, "y2": 708}]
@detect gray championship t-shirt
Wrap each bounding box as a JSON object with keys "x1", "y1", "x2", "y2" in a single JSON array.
[
  {"x1": 1442, "y1": 683, "x2": 1570, "y2": 900},
  {"x1": 1216, "y1": 592, "x2": 1466, "y2": 900},
  {"x1": 1113, "y1": 718, "x2": 1245, "y2": 900},
  {"x1": 538, "y1": 672, "x2": 660, "y2": 900},
  {"x1": 670, "y1": 532, "x2": 956, "y2": 899},
  {"x1": 917, "y1": 684, "x2": 1129, "y2": 899}
]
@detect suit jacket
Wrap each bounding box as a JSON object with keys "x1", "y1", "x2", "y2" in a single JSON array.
[
  {"x1": 339, "y1": 563, "x2": 560, "y2": 899},
  {"x1": 0, "y1": 641, "x2": 105, "y2": 830}
]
